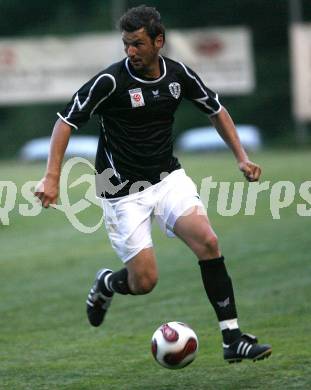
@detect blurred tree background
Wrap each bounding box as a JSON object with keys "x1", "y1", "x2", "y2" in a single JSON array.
[{"x1": 0, "y1": 0, "x2": 311, "y2": 158}]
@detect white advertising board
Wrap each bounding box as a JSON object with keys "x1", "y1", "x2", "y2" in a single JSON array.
[
  {"x1": 290, "y1": 24, "x2": 311, "y2": 121},
  {"x1": 165, "y1": 27, "x2": 255, "y2": 95},
  {"x1": 0, "y1": 33, "x2": 124, "y2": 104}
]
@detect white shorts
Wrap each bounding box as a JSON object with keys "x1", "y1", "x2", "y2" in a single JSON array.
[{"x1": 101, "y1": 169, "x2": 205, "y2": 262}]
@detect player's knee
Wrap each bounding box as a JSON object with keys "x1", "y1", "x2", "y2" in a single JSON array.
[
  {"x1": 202, "y1": 232, "x2": 219, "y2": 255},
  {"x1": 131, "y1": 271, "x2": 158, "y2": 294}
]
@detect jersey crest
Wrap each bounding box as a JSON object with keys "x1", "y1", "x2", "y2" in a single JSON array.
[
  {"x1": 129, "y1": 88, "x2": 145, "y2": 108},
  {"x1": 168, "y1": 82, "x2": 181, "y2": 99}
]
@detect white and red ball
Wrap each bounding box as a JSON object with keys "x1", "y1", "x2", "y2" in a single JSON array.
[{"x1": 151, "y1": 321, "x2": 199, "y2": 369}]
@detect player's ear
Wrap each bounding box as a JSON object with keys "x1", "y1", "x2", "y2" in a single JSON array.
[{"x1": 154, "y1": 34, "x2": 164, "y2": 49}]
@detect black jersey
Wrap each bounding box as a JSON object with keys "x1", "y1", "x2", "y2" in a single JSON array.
[{"x1": 58, "y1": 56, "x2": 221, "y2": 198}]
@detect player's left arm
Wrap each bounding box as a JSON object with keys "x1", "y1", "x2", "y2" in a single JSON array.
[{"x1": 209, "y1": 107, "x2": 261, "y2": 182}]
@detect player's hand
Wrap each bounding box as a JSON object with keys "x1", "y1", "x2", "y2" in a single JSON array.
[
  {"x1": 34, "y1": 174, "x2": 59, "y2": 208},
  {"x1": 238, "y1": 160, "x2": 261, "y2": 182}
]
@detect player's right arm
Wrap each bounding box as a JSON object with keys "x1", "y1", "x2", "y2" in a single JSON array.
[
  {"x1": 35, "y1": 71, "x2": 116, "y2": 208},
  {"x1": 34, "y1": 119, "x2": 72, "y2": 208}
]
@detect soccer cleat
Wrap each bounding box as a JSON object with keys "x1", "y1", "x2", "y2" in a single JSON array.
[
  {"x1": 86, "y1": 268, "x2": 114, "y2": 327},
  {"x1": 223, "y1": 333, "x2": 272, "y2": 363}
]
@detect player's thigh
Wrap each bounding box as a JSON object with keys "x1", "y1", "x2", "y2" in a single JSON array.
[
  {"x1": 173, "y1": 206, "x2": 220, "y2": 259},
  {"x1": 174, "y1": 206, "x2": 216, "y2": 242}
]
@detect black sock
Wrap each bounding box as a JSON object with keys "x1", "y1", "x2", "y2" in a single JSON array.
[
  {"x1": 106, "y1": 268, "x2": 134, "y2": 295},
  {"x1": 199, "y1": 256, "x2": 242, "y2": 344}
]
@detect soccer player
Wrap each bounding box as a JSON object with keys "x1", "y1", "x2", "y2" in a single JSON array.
[{"x1": 35, "y1": 5, "x2": 272, "y2": 363}]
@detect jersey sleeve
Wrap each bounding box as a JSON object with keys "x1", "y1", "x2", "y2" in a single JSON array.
[
  {"x1": 57, "y1": 73, "x2": 116, "y2": 129},
  {"x1": 179, "y1": 62, "x2": 222, "y2": 117}
]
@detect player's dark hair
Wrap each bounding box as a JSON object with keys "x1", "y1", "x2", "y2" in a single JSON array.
[{"x1": 119, "y1": 5, "x2": 165, "y2": 44}]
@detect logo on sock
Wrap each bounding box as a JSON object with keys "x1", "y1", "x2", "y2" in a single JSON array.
[{"x1": 217, "y1": 297, "x2": 230, "y2": 308}]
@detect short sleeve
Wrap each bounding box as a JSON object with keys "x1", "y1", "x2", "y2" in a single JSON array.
[
  {"x1": 179, "y1": 62, "x2": 222, "y2": 117},
  {"x1": 57, "y1": 73, "x2": 116, "y2": 129}
]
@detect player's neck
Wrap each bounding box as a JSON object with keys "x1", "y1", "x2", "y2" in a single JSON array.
[
  {"x1": 143, "y1": 65, "x2": 160, "y2": 79},
  {"x1": 139, "y1": 57, "x2": 162, "y2": 79}
]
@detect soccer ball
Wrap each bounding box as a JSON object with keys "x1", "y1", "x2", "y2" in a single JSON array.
[{"x1": 151, "y1": 321, "x2": 199, "y2": 369}]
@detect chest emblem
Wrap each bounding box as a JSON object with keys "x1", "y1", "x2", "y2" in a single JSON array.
[
  {"x1": 168, "y1": 82, "x2": 181, "y2": 99},
  {"x1": 129, "y1": 88, "x2": 145, "y2": 108}
]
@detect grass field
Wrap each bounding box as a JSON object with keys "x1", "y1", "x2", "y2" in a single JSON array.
[{"x1": 1, "y1": 150, "x2": 311, "y2": 390}]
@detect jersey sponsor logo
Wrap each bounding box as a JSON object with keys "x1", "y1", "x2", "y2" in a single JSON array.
[
  {"x1": 168, "y1": 82, "x2": 181, "y2": 99},
  {"x1": 129, "y1": 88, "x2": 145, "y2": 108},
  {"x1": 152, "y1": 89, "x2": 160, "y2": 98}
]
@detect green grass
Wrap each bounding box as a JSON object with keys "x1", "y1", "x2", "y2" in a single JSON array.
[{"x1": 0, "y1": 150, "x2": 310, "y2": 390}]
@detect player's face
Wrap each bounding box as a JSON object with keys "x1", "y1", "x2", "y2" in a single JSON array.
[{"x1": 122, "y1": 28, "x2": 164, "y2": 76}]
